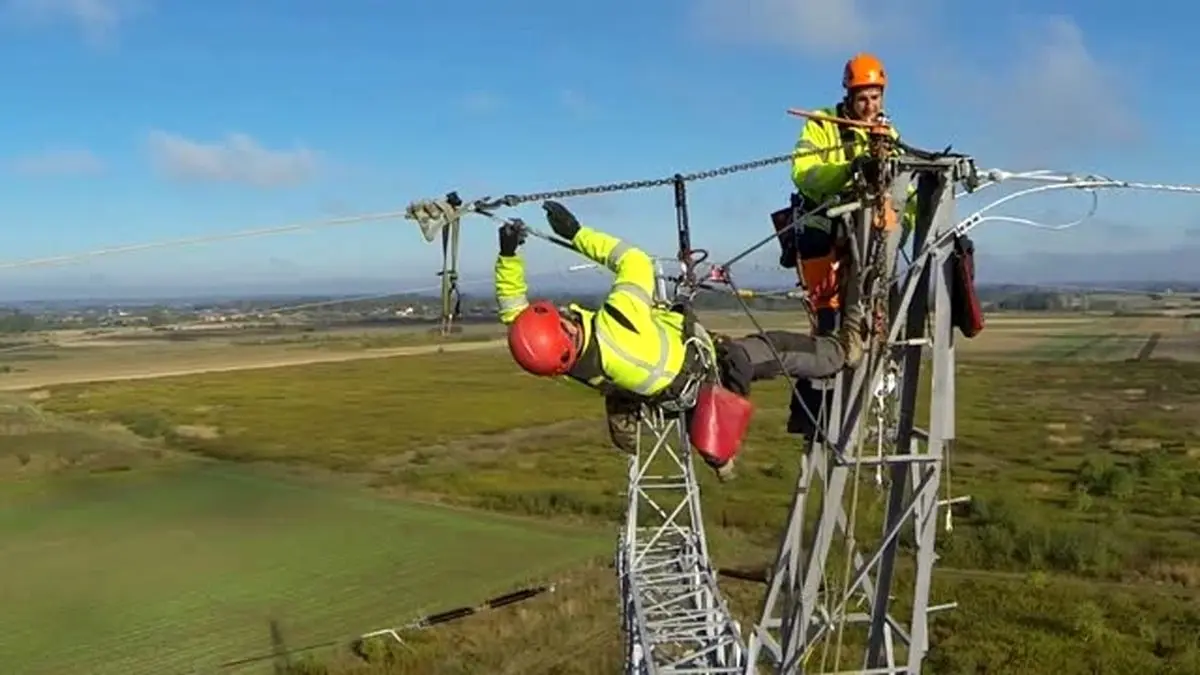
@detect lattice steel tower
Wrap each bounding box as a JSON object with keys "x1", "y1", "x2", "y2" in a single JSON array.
[
  {"x1": 616, "y1": 258, "x2": 748, "y2": 673},
  {"x1": 743, "y1": 154, "x2": 975, "y2": 674},
  {"x1": 617, "y1": 153, "x2": 977, "y2": 675}
]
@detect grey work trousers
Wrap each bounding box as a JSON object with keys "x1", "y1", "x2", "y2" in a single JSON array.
[{"x1": 719, "y1": 330, "x2": 846, "y2": 396}]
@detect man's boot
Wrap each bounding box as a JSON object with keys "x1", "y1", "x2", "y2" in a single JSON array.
[
  {"x1": 605, "y1": 392, "x2": 641, "y2": 454},
  {"x1": 703, "y1": 455, "x2": 736, "y2": 482},
  {"x1": 838, "y1": 305, "x2": 865, "y2": 369}
]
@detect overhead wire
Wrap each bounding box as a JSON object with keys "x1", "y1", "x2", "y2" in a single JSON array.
[
  {"x1": 959, "y1": 169, "x2": 1200, "y2": 236},
  {"x1": 2, "y1": 144, "x2": 1193, "y2": 447},
  {"x1": 0, "y1": 209, "x2": 411, "y2": 272},
  {"x1": 3, "y1": 142, "x2": 1192, "y2": 438},
  {"x1": 854, "y1": 168, "x2": 1200, "y2": 317}
]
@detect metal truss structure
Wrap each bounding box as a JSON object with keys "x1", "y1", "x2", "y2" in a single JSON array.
[
  {"x1": 618, "y1": 154, "x2": 976, "y2": 675},
  {"x1": 617, "y1": 268, "x2": 747, "y2": 674},
  {"x1": 743, "y1": 155, "x2": 974, "y2": 674}
]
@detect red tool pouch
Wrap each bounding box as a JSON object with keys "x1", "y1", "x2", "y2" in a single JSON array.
[
  {"x1": 950, "y1": 234, "x2": 985, "y2": 338},
  {"x1": 689, "y1": 383, "x2": 755, "y2": 466}
]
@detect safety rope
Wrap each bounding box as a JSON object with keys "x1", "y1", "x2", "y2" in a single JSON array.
[{"x1": 832, "y1": 387, "x2": 870, "y2": 669}]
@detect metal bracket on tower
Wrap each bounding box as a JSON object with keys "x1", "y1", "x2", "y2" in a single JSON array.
[
  {"x1": 743, "y1": 154, "x2": 974, "y2": 674},
  {"x1": 435, "y1": 192, "x2": 464, "y2": 336}
]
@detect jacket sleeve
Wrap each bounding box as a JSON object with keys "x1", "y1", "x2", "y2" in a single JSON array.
[
  {"x1": 902, "y1": 188, "x2": 918, "y2": 230},
  {"x1": 494, "y1": 254, "x2": 529, "y2": 324},
  {"x1": 792, "y1": 120, "x2": 852, "y2": 199},
  {"x1": 570, "y1": 226, "x2": 657, "y2": 319},
  {"x1": 888, "y1": 125, "x2": 918, "y2": 231}
]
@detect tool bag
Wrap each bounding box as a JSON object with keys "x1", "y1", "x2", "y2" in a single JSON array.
[
  {"x1": 949, "y1": 234, "x2": 985, "y2": 338},
  {"x1": 689, "y1": 382, "x2": 754, "y2": 466},
  {"x1": 770, "y1": 192, "x2": 804, "y2": 269},
  {"x1": 670, "y1": 299, "x2": 755, "y2": 466}
]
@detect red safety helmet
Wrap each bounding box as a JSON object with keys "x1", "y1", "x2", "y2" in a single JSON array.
[{"x1": 507, "y1": 300, "x2": 580, "y2": 376}]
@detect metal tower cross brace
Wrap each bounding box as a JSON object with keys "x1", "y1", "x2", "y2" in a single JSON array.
[
  {"x1": 618, "y1": 265, "x2": 747, "y2": 675},
  {"x1": 744, "y1": 155, "x2": 975, "y2": 674}
]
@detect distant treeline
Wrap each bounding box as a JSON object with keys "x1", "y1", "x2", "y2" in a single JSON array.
[{"x1": 2, "y1": 281, "x2": 1196, "y2": 335}]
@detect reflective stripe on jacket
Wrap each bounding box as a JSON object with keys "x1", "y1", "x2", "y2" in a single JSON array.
[{"x1": 494, "y1": 226, "x2": 688, "y2": 397}]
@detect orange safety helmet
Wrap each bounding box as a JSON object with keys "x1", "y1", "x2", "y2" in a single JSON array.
[
  {"x1": 843, "y1": 53, "x2": 887, "y2": 90},
  {"x1": 507, "y1": 300, "x2": 580, "y2": 376}
]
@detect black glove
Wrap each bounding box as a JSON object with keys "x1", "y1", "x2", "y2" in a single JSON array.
[
  {"x1": 851, "y1": 154, "x2": 884, "y2": 186},
  {"x1": 498, "y1": 220, "x2": 526, "y2": 257},
  {"x1": 542, "y1": 200, "x2": 581, "y2": 240}
]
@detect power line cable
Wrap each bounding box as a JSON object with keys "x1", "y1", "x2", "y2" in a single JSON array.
[{"x1": 0, "y1": 209, "x2": 409, "y2": 272}]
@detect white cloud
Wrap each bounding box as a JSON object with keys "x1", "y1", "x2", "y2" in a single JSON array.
[
  {"x1": 688, "y1": 0, "x2": 920, "y2": 56},
  {"x1": 8, "y1": 148, "x2": 104, "y2": 175},
  {"x1": 945, "y1": 16, "x2": 1141, "y2": 159},
  {"x1": 689, "y1": 4, "x2": 1141, "y2": 161},
  {"x1": 145, "y1": 131, "x2": 319, "y2": 188},
  {"x1": 4, "y1": 0, "x2": 145, "y2": 46}
]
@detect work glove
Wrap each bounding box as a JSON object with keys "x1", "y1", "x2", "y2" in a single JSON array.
[
  {"x1": 851, "y1": 154, "x2": 884, "y2": 187},
  {"x1": 542, "y1": 200, "x2": 581, "y2": 241},
  {"x1": 498, "y1": 219, "x2": 527, "y2": 257}
]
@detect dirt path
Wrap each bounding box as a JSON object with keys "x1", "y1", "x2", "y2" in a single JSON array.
[{"x1": 0, "y1": 339, "x2": 507, "y2": 391}]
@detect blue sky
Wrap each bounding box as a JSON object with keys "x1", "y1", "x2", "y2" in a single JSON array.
[{"x1": 1, "y1": 0, "x2": 1197, "y2": 298}]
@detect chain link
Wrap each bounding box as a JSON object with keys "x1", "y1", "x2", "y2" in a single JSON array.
[{"x1": 502, "y1": 151, "x2": 798, "y2": 206}]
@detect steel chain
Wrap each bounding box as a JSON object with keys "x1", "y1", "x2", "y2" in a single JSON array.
[{"x1": 502, "y1": 151, "x2": 797, "y2": 206}]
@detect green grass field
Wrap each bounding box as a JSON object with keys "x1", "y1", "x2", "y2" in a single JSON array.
[
  {"x1": 5, "y1": 312, "x2": 1200, "y2": 673},
  {"x1": 0, "y1": 403, "x2": 606, "y2": 675}
]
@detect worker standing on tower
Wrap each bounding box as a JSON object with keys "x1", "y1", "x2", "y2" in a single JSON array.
[
  {"x1": 495, "y1": 200, "x2": 863, "y2": 480},
  {"x1": 774, "y1": 52, "x2": 915, "y2": 435},
  {"x1": 785, "y1": 52, "x2": 908, "y2": 328}
]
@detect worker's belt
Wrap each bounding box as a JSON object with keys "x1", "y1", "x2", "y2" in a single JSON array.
[{"x1": 649, "y1": 319, "x2": 713, "y2": 410}]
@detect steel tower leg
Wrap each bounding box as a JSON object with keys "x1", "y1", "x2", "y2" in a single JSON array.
[
  {"x1": 618, "y1": 408, "x2": 746, "y2": 674},
  {"x1": 744, "y1": 157, "x2": 973, "y2": 674},
  {"x1": 618, "y1": 267, "x2": 747, "y2": 675}
]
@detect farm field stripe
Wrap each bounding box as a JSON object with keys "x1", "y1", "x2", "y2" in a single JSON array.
[
  {"x1": 0, "y1": 463, "x2": 605, "y2": 675},
  {"x1": 1061, "y1": 333, "x2": 1114, "y2": 359}
]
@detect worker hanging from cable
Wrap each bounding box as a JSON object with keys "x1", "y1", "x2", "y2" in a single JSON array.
[
  {"x1": 494, "y1": 201, "x2": 864, "y2": 481},
  {"x1": 772, "y1": 52, "x2": 916, "y2": 435}
]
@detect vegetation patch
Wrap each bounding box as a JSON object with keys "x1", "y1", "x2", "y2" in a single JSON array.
[
  {"x1": 25, "y1": 341, "x2": 1200, "y2": 673},
  {"x1": 0, "y1": 462, "x2": 606, "y2": 675}
]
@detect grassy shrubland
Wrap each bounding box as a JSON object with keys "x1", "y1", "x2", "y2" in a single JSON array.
[{"x1": 15, "y1": 345, "x2": 1200, "y2": 673}]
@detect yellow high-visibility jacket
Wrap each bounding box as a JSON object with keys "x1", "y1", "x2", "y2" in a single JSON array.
[
  {"x1": 791, "y1": 105, "x2": 916, "y2": 229},
  {"x1": 495, "y1": 226, "x2": 690, "y2": 397}
]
